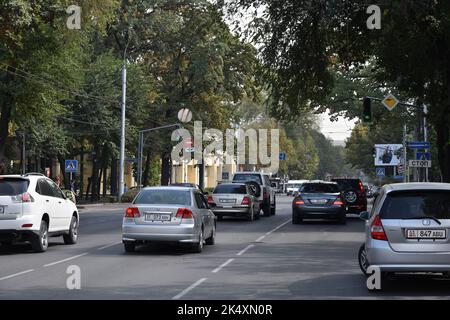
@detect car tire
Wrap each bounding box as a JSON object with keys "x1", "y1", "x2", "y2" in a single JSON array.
[
  {"x1": 255, "y1": 208, "x2": 261, "y2": 220},
  {"x1": 192, "y1": 229, "x2": 204, "y2": 253},
  {"x1": 338, "y1": 214, "x2": 347, "y2": 225},
  {"x1": 292, "y1": 213, "x2": 303, "y2": 224},
  {"x1": 247, "y1": 207, "x2": 255, "y2": 221},
  {"x1": 31, "y1": 220, "x2": 49, "y2": 253},
  {"x1": 358, "y1": 244, "x2": 369, "y2": 275},
  {"x1": 271, "y1": 197, "x2": 276, "y2": 215},
  {"x1": 217, "y1": 215, "x2": 223, "y2": 221},
  {"x1": 205, "y1": 224, "x2": 216, "y2": 245},
  {"x1": 124, "y1": 242, "x2": 136, "y2": 253},
  {"x1": 63, "y1": 216, "x2": 78, "y2": 245}
]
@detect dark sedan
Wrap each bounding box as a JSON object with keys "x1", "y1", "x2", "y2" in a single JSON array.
[{"x1": 292, "y1": 181, "x2": 346, "y2": 224}]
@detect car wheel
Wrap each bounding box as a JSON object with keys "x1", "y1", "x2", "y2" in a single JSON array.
[
  {"x1": 358, "y1": 244, "x2": 369, "y2": 275},
  {"x1": 217, "y1": 215, "x2": 223, "y2": 221},
  {"x1": 31, "y1": 220, "x2": 49, "y2": 253},
  {"x1": 292, "y1": 213, "x2": 303, "y2": 224},
  {"x1": 255, "y1": 208, "x2": 261, "y2": 220},
  {"x1": 192, "y1": 229, "x2": 204, "y2": 253},
  {"x1": 124, "y1": 242, "x2": 136, "y2": 253},
  {"x1": 271, "y1": 197, "x2": 276, "y2": 215},
  {"x1": 205, "y1": 224, "x2": 216, "y2": 245},
  {"x1": 338, "y1": 214, "x2": 347, "y2": 225},
  {"x1": 63, "y1": 216, "x2": 78, "y2": 245}
]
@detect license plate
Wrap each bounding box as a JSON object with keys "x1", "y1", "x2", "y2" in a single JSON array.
[
  {"x1": 0, "y1": 206, "x2": 4, "y2": 214},
  {"x1": 145, "y1": 213, "x2": 171, "y2": 221},
  {"x1": 310, "y1": 199, "x2": 328, "y2": 204},
  {"x1": 406, "y1": 229, "x2": 446, "y2": 239},
  {"x1": 220, "y1": 199, "x2": 235, "y2": 203}
]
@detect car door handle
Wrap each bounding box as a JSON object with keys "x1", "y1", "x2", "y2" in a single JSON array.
[
  {"x1": 46, "y1": 199, "x2": 50, "y2": 202},
  {"x1": 58, "y1": 201, "x2": 62, "y2": 204}
]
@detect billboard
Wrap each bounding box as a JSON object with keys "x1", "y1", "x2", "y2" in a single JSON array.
[{"x1": 375, "y1": 144, "x2": 403, "y2": 166}]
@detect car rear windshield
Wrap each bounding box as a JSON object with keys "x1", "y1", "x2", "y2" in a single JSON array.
[
  {"x1": 134, "y1": 189, "x2": 191, "y2": 206},
  {"x1": 332, "y1": 179, "x2": 360, "y2": 190},
  {"x1": 300, "y1": 183, "x2": 340, "y2": 193},
  {"x1": 380, "y1": 190, "x2": 450, "y2": 219},
  {"x1": 232, "y1": 174, "x2": 262, "y2": 184},
  {"x1": 0, "y1": 178, "x2": 29, "y2": 196},
  {"x1": 287, "y1": 183, "x2": 303, "y2": 188},
  {"x1": 214, "y1": 184, "x2": 247, "y2": 194}
]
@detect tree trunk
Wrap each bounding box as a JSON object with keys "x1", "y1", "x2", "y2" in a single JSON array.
[
  {"x1": 90, "y1": 144, "x2": 101, "y2": 202},
  {"x1": 436, "y1": 120, "x2": 450, "y2": 182},
  {"x1": 110, "y1": 158, "x2": 118, "y2": 196},
  {"x1": 0, "y1": 65, "x2": 15, "y2": 174},
  {"x1": 161, "y1": 151, "x2": 171, "y2": 186},
  {"x1": 142, "y1": 151, "x2": 152, "y2": 187}
]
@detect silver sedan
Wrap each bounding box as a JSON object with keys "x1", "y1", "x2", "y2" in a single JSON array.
[{"x1": 122, "y1": 186, "x2": 216, "y2": 253}]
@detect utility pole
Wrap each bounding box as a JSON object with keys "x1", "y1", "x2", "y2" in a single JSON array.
[
  {"x1": 119, "y1": 36, "x2": 130, "y2": 201},
  {"x1": 403, "y1": 124, "x2": 407, "y2": 183},
  {"x1": 22, "y1": 132, "x2": 26, "y2": 174}
]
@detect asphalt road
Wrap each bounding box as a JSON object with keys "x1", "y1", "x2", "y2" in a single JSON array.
[{"x1": 1, "y1": 195, "x2": 450, "y2": 299}]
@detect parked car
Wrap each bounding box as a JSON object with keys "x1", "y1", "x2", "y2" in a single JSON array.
[
  {"x1": 358, "y1": 183, "x2": 450, "y2": 290},
  {"x1": 331, "y1": 178, "x2": 367, "y2": 214},
  {"x1": 122, "y1": 186, "x2": 216, "y2": 253},
  {"x1": 208, "y1": 183, "x2": 260, "y2": 221},
  {"x1": 292, "y1": 181, "x2": 346, "y2": 224},
  {"x1": 232, "y1": 172, "x2": 276, "y2": 217},
  {"x1": 0, "y1": 173, "x2": 79, "y2": 252},
  {"x1": 170, "y1": 182, "x2": 206, "y2": 194}
]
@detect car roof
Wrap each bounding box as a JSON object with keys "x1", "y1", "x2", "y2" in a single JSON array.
[
  {"x1": 234, "y1": 172, "x2": 267, "y2": 175},
  {"x1": 384, "y1": 182, "x2": 450, "y2": 192},
  {"x1": 142, "y1": 186, "x2": 195, "y2": 191},
  {"x1": 0, "y1": 174, "x2": 43, "y2": 180},
  {"x1": 217, "y1": 183, "x2": 246, "y2": 186},
  {"x1": 304, "y1": 180, "x2": 338, "y2": 185}
]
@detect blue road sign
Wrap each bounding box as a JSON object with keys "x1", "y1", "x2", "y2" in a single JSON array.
[
  {"x1": 376, "y1": 167, "x2": 385, "y2": 177},
  {"x1": 65, "y1": 160, "x2": 78, "y2": 173},
  {"x1": 279, "y1": 152, "x2": 286, "y2": 161},
  {"x1": 408, "y1": 141, "x2": 430, "y2": 149},
  {"x1": 416, "y1": 152, "x2": 431, "y2": 161}
]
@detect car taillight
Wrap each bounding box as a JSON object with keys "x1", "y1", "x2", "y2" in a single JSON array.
[
  {"x1": 125, "y1": 207, "x2": 140, "y2": 218},
  {"x1": 332, "y1": 197, "x2": 344, "y2": 206},
  {"x1": 207, "y1": 195, "x2": 215, "y2": 205},
  {"x1": 11, "y1": 192, "x2": 34, "y2": 203},
  {"x1": 176, "y1": 208, "x2": 194, "y2": 219},
  {"x1": 241, "y1": 196, "x2": 250, "y2": 205},
  {"x1": 359, "y1": 181, "x2": 365, "y2": 194},
  {"x1": 294, "y1": 197, "x2": 305, "y2": 205},
  {"x1": 371, "y1": 215, "x2": 388, "y2": 241}
]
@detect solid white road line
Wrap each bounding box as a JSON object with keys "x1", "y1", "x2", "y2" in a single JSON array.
[
  {"x1": 255, "y1": 235, "x2": 266, "y2": 242},
  {"x1": 97, "y1": 241, "x2": 122, "y2": 250},
  {"x1": 43, "y1": 253, "x2": 89, "y2": 267},
  {"x1": 236, "y1": 244, "x2": 254, "y2": 256},
  {"x1": 266, "y1": 219, "x2": 291, "y2": 235},
  {"x1": 172, "y1": 278, "x2": 208, "y2": 300},
  {"x1": 0, "y1": 269, "x2": 34, "y2": 281},
  {"x1": 212, "y1": 258, "x2": 234, "y2": 273}
]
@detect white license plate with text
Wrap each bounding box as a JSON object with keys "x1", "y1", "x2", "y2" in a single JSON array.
[{"x1": 406, "y1": 229, "x2": 446, "y2": 239}]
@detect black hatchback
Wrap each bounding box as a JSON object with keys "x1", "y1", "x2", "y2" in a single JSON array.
[{"x1": 292, "y1": 181, "x2": 346, "y2": 224}]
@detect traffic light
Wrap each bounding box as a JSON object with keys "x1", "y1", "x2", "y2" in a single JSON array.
[{"x1": 362, "y1": 97, "x2": 372, "y2": 123}]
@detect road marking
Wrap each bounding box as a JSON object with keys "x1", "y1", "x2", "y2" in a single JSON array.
[
  {"x1": 98, "y1": 241, "x2": 122, "y2": 250},
  {"x1": 172, "y1": 278, "x2": 207, "y2": 300},
  {"x1": 0, "y1": 269, "x2": 34, "y2": 281},
  {"x1": 255, "y1": 235, "x2": 266, "y2": 242},
  {"x1": 237, "y1": 244, "x2": 254, "y2": 256},
  {"x1": 266, "y1": 219, "x2": 291, "y2": 235},
  {"x1": 212, "y1": 258, "x2": 234, "y2": 273},
  {"x1": 43, "y1": 253, "x2": 88, "y2": 267}
]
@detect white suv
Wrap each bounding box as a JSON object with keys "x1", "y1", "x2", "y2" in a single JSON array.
[{"x1": 0, "y1": 173, "x2": 79, "y2": 252}]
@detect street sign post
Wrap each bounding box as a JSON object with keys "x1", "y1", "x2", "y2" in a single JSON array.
[
  {"x1": 408, "y1": 141, "x2": 430, "y2": 149},
  {"x1": 376, "y1": 167, "x2": 385, "y2": 177},
  {"x1": 382, "y1": 94, "x2": 399, "y2": 111},
  {"x1": 408, "y1": 160, "x2": 431, "y2": 168}
]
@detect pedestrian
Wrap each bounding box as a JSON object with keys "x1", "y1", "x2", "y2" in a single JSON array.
[{"x1": 124, "y1": 183, "x2": 128, "y2": 193}]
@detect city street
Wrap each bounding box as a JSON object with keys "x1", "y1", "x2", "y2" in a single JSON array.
[{"x1": 1, "y1": 195, "x2": 449, "y2": 300}]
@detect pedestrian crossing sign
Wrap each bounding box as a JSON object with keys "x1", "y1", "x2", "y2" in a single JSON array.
[{"x1": 65, "y1": 160, "x2": 78, "y2": 173}]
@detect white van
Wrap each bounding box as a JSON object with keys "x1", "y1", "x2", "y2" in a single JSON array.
[{"x1": 286, "y1": 180, "x2": 308, "y2": 196}]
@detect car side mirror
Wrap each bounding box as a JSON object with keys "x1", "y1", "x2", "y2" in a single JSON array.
[{"x1": 359, "y1": 211, "x2": 370, "y2": 220}]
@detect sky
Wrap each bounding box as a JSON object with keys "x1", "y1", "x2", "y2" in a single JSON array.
[{"x1": 319, "y1": 112, "x2": 357, "y2": 144}]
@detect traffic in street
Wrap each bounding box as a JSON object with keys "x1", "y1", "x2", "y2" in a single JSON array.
[{"x1": 1, "y1": 195, "x2": 450, "y2": 299}]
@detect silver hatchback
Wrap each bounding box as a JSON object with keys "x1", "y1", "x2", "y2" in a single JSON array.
[
  {"x1": 359, "y1": 183, "x2": 450, "y2": 284},
  {"x1": 122, "y1": 186, "x2": 216, "y2": 253}
]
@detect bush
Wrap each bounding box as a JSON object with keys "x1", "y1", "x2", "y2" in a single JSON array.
[{"x1": 120, "y1": 188, "x2": 139, "y2": 203}]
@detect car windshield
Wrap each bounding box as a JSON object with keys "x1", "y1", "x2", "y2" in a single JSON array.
[
  {"x1": 214, "y1": 184, "x2": 247, "y2": 194},
  {"x1": 287, "y1": 183, "x2": 303, "y2": 188},
  {"x1": 300, "y1": 183, "x2": 340, "y2": 193},
  {"x1": 380, "y1": 190, "x2": 450, "y2": 219},
  {"x1": 0, "y1": 178, "x2": 29, "y2": 196},
  {"x1": 233, "y1": 174, "x2": 262, "y2": 184},
  {"x1": 134, "y1": 189, "x2": 191, "y2": 206}
]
